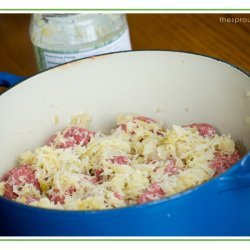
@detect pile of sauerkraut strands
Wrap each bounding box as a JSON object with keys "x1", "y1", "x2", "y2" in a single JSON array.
[{"x1": 0, "y1": 114, "x2": 240, "y2": 210}]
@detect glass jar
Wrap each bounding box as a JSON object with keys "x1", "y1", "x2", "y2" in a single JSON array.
[{"x1": 30, "y1": 14, "x2": 132, "y2": 71}]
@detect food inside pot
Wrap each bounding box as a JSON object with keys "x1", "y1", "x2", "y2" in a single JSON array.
[{"x1": 0, "y1": 114, "x2": 240, "y2": 210}]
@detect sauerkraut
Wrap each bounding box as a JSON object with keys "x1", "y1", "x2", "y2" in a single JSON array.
[{"x1": 0, "y1": 114, "x2": 240, "y2": 210}]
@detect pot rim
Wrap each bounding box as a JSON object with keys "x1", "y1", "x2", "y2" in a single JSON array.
[{"x1": 1, "y1": 50, "x2": 249, "y2": 96}]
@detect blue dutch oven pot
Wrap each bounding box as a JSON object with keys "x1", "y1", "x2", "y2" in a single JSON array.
[{"x1": 0, "y1": 51, "x2": 249, "y2": 236}]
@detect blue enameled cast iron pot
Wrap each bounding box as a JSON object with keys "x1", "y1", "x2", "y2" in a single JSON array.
[{"x1": 0, "y1": 51, "x2": 249, "y2": 236}]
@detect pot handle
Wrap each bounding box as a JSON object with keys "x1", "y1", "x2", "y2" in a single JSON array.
[
  {"x1": 217, "y1": 153, "x2": 250, "y2": 192},
  {"x1": 0, "y1": 72, "x2": 25, "y2": 88}
]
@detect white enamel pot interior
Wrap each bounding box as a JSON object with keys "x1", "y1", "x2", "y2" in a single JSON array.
[{"x1": 0, "y1": 50, "x2": 249, "y2": 176}]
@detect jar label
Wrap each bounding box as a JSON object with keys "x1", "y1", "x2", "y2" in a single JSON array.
[{"x1": 42, "y1": 29, "x2": 131, "y2": 69}]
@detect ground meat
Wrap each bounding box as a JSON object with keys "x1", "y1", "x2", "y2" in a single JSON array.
[
  {"x1": 47, "y1": 126, "x2": 95, "y2": 149},
  {"x1": 2, "y1": 165, "x2": 40, "y2": 199},
  {"x1": 109, "y1": 156, "x2": 129, "y2": 165},
  {"x1": 185, "y1": 123, "x2": 217, "y2": 137},
  {"x1": 114, "y1": 192, "x2": 123, "y2": 199},
  {"x1": 137, "y1": 183, "x2": 165, "y2": 204},
  {"x1": 49, "y1": 186, "x2": 77, "y2": 205},
  {"x1": 45, "y1": 134, "x2": 57, "y2": 146},
  {"x1": 212, "y1": 150, "x2": 241, "y2": 176},
  {"x1": 1, "y1": 113, "x2": 241, "y2": 210},
  {"x1": 26, "y1": 196, "x2": 38, "y2": 204},
  {"x1": 117, "y1": 123, "x2": 127, "y2": 133},
  {"x1": 49, "y1": 188, "x2": 65, "y2": 205},
  {"x1": 133, "y1": 116, "x2": 156, "y2": 123},
  {"x1": 67, "y1": 186, "x2": 76, "y2": 194},
  {"x1": 164, "y1": 159, "x2": 179, "y2": 176},
  {"x1": 91, "y1": 169, "x2": 104, "y2": 184},
  {"x1": 117, "y1": 116, "x2": 157, "y2": 134}
]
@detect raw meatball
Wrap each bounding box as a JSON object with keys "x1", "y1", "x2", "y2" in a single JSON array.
[
  {"x1": 164, "y1": 159, "x2": 179, "y2": 176},
  {"x1": 138, "y1": 183, "x2": 165, "y2": 204},
  {"x1": 109, "y1": 156, "x2": 129, "y2": 165},
  {"x1": 212, "y1": 150, "x2": 241, "y2": 176},
  {"x1": 49, "y1": 187, "x2": 76, "y2": 205},
  {"x1": 133, "y1": 116, "x2": 156, "y2": 123},
  {"x1": 47, "y1": 126, "x2": 95, "y2": 149},
  {"x1": 186, "y1": 123, "x2": 217, "y2": 137},
  {"x1": 2, "y1": 165, "x2": 40, "y2": 199}
]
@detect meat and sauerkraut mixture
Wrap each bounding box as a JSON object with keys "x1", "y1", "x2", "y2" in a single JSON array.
[{"x1": 0, "y1": 114, "x2": 240, "y2": 210}]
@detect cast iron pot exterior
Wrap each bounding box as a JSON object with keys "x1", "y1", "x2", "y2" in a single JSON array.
[
  {"x1": 0, "y1": 51, "x2": 249, "y2": 236},
  {"x1": 0, "y1": 156, "x2": 250, "y2": 236}
]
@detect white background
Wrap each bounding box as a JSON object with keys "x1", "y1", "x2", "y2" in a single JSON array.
[
  {"x1": 0, "y1": 0, "x2": 249, "y2": 10},
  {"x1": 1, "y1": 239, "x2": 250, "y2": 250},
  {"x1": 0, "y1": 0, "x2": 249, "y2": 249}
]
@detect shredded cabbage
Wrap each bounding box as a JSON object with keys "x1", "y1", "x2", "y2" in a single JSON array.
[{"x1": 0, "y1": 113, "x2": 239, "y2": 210}]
